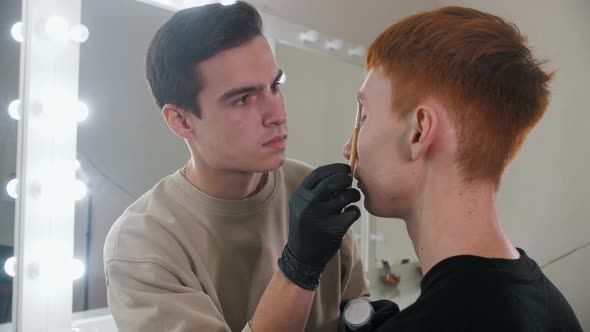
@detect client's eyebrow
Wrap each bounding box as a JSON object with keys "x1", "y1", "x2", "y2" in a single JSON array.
[{"x1": 272, "y1": 69, "x2": 284, "y2": 85}]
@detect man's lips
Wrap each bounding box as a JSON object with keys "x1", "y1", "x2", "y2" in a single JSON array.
[
  {"x1": 263, "y1": 135, "x2": 287, "y2": 148},
  {"x1": 353, "y1": 170, "x2": 363, "y2": 189}
]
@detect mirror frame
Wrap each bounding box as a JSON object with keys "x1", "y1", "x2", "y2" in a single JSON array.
[{"x1": 9, "y1": 0, "x2": 81, "y2": 331}]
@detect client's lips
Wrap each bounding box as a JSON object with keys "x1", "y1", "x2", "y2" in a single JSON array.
[
  {"x1": 353, "y1": 172, "x2": 363, "y2": 190},
  {"x1": 263, "y1": 135, "x2": 287, "y2": 149}
]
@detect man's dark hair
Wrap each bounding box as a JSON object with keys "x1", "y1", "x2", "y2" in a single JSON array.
[{"x1": 146, "y1": 1, "x2": 263, "y2": 117}]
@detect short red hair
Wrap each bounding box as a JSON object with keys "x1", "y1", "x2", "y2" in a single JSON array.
[{"x1": 366, "y1": 6, "x2": 555, "y2": 186}]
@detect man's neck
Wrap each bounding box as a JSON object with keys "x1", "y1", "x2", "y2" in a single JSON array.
[
  {"x1": 183, "y1": 159, "x2": 268, "y2": 200},
  {"x1": 405, "y1": 173, "x2": 519, "y2": 275}
]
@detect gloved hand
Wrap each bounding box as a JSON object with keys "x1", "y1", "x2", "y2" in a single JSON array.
[
  {"x1": 278, "y1": 163, "x2": 361, "y2": 290},
  {"x1": 340, "y1": 299, "x2": 400, "y2": 332}
]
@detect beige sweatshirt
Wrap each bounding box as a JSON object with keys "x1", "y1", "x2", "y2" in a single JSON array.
[{"x1": 104, "y1": 159, "x2": 368, "y2": 332}]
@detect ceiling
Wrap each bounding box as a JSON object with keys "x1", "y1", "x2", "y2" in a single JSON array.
[{"x1": 245, "y1": 0, "x2": 441, "y2": 46}]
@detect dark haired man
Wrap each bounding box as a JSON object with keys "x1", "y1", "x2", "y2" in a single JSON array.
[{"x1": 104, "y1": 2, "x2": 368, "y2": 331}]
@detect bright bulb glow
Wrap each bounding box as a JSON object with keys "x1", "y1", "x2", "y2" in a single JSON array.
[
  {"x1": 76, "y1": 101, "x2": 89, "y2": 122},
  {"x1": 45, "y1": 16, "x2": 69, "y2": 43},
  {"x1": 69, "y1": 24, "x2": 89, "y2": 43},
  {"x1": 11, "y1": 21, "x2": 23, "y2": 42},
  {"x1": 71, "y1": 259, "x2": 85, "y2": 280},
  {"x1": 73, "y1": 179, "x2": 87, "y2": 201},
  {"x1": 8, "y1": 99, "x2": 21, "y2": 120},
  {"x1": 348, "y1": 46, "x2": 365, "y2": 57},
  {"x1": 6, "y1": 179, "x2": 18, "y2": 199},
  {"x1": 299, "y1": 30, "x2": 319, "y2": 43},
  {"x1": 220, "y1": 0, "x2": 237, "y2": 5},
  {"x1": 4, "y1": 257, "x2": 16, "y2": 277},
  {"x1": 325, "y1": 39, "x2": 343, "y2": 51}
]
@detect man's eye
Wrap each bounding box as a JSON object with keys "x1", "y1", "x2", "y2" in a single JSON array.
[
  {"x1": 271, "y1": 83, "x2": 282, "y2": 94},
  {"x1": 360, "y1": 112, "x2": 367, "y2": 122},
  {"x1": 235, "y1": 95, "x2": 252, "y2": 106}
]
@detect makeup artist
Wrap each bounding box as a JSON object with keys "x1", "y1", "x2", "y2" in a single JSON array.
[{"x1": 103, "y1": 2, "x2": 367, "y2": 332}]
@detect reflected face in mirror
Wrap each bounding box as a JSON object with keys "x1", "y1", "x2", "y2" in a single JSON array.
[
  {"x1": 343, "y1": 66, "x2": 420, "y2": 218},
  {"x1": 185, "y1": 36, "x2": 287, "y2": 173}
]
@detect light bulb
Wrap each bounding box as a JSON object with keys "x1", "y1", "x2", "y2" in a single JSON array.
[
  {"x1": 45, "y1": 16, "x2": 69, "y2": 43},
  {"x1": 76, "y1": 101, "x2": 89, "y2": 122},
  {"x1": 325, "y1": 39, "x2": 343, "y2": 51},
  {"x1": 4, "y1": 257, "x2": 16, "y2": 277},
  {"x1": 299, "y1": 30, "x2": 319, "y2": 43},
  {"x1": 73, "y1": 179, "x2": 87, "y2": 201},
  {"x1": 71, "y1": 259, "x2": 85, "y2": 280},
  {"x1": 348, "y1": 46, "x2": 365, "y2": 57},
  {"x1": 8, "y1": 99, "x2": 21, "y2": 120},
  {"x1": 69, "y1": 24, "x2": 89, "y2": 43},
  {"x1": 11, "y1": 22, "x2": 23, "y2": 43},
  {"x1": 6, "y1": 179, "x2": 18, "y2": 199},
  {"x1": 220, "y1": 0, "x2": 236, "y2": 5}
]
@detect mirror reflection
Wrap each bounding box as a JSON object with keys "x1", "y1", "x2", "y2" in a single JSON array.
[
  {"x1": 0, "y1": 0, "x2": 21, "y2": 325},
  {"x1": 73, "y1": 0, "x2": 173, "y2": 312},
  {"x1": 73, "y1": 0, "x2": 385, "y2": 316}
]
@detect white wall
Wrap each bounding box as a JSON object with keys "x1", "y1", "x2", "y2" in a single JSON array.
[{"x1": 277, "y1": 46, "x2": 365, "y2": 168}]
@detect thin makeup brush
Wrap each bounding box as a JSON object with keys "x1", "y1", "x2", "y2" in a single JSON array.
[{"x1": 349, "y1": 101, "x2": 362, "y2": 177}]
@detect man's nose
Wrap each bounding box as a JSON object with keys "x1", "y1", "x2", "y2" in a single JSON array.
[
  {"x1": 263, "y1": 96, "x2": 287, "y2": 127},
  {"x1": 342, "y1": 135, "x2": 352, "y2": 160}
]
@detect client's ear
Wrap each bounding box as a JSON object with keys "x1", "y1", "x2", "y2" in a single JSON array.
[{"x1": 409, "y1": 106, "x2": 437, "y2": 160}]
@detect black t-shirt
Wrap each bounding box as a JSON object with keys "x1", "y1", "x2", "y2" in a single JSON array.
[{"x1": 369, "y1": 248, "x2": 583, "y2": 332}]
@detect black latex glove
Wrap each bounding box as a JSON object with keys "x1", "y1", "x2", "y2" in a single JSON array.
[
  {"x1": 278, "y1": 163, "x2": 361, "y2": 290},
  {"x1": 340, "y1": 299, "x2": 401, "y2": 332}
]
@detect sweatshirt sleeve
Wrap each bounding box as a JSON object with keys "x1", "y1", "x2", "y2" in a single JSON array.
[
  {"x1": 106, "y1": 258, "x2": 237, "y2": 332},
  {"x1": 104, "y1": 212, "x2": 249, "y2": 332}
]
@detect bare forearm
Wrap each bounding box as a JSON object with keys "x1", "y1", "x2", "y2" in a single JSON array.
[{"x1": 249, "y1": 270, "x2": 314, "y2": 332}]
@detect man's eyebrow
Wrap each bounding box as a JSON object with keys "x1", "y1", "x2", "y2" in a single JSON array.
[
  {"x1": 218, "y1": 69, "x2": 284, "y2": 103},
  {"x1": 218, "y1": 85, "x2": 264, "y2": 103}
]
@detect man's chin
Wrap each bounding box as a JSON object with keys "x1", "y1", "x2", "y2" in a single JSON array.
[
  {"x1": 363, "y1": 198, "x2": 391, "y2": 218},
  {"x1": 363, "y1": 199, "x2": 375, "y2": 215},
  {"x1": 258, "y1": 154, "x2": 286, "y2": 172}
]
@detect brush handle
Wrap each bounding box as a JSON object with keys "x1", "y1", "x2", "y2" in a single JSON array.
[{"x1": 349, "y1": 127, "x2": 360, "y2": 175}]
